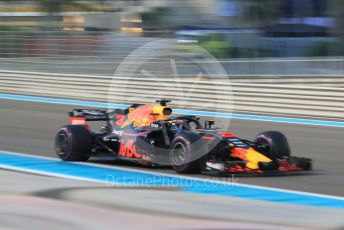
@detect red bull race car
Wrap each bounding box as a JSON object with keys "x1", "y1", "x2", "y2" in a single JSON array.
[{"x1": 55, "y1": 100, "x2": 312, "y2": 176}]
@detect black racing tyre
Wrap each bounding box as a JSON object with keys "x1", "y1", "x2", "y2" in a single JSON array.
[
  {"x1": 254, "y1": 131, "x2": 291, "y2": 158},
  {"x1": 170, "y1": 136, "x2": 201, "y2": 174},
  {"x1": 55, "y1": 125, "x2": 92, "y2": 161}
]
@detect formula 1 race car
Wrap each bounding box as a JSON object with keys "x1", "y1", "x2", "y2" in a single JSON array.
[{"x1": 55, "y1": 100, "x2": 312, "y2": 176}]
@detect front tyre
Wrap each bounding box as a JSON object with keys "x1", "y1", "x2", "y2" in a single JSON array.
[
  {"x1": 255, "y1": 131, "x2": 291, "y2": 158},
  {"x1": 170, "y1": 136, "x2": 201, "y2": 174},
  {"x1": 55, "y1": 125, "x2": 91, "y2": 161}
]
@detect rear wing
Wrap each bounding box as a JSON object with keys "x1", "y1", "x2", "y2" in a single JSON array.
[
  {"x1": 69, "y1": 109, "x2": 126, "y2": 125},
  {"x1": 69, "y1": 109, "x2": 110, "y2": 121}
]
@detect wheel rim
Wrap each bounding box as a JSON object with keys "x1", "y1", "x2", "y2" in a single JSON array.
[
  {"x1": 56, "y1": 132, "x2": 68, "y2": 156},
  {"x1": 173, "y1": 143, "x2": 186, "y2": 165}
]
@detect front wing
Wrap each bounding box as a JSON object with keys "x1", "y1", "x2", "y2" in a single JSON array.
[{"x1": 201, "y1": 157, "x2": 312, "y2": 177}]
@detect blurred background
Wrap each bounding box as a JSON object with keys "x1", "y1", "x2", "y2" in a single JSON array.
[
  {"x1": 1, "y1": 3, "x2": 344, "y2": 229},
  {"x1": 0, "y1": 0, "x2": 344, "y2": 77}
]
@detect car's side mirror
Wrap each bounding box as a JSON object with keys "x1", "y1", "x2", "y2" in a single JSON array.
[{"x1": 205, "y1": 120, "x2": 215, "y2": 129}]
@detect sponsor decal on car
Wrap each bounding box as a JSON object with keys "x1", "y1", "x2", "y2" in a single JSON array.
[
  {"x1": 206, "y1": 161, "x2": 225, "y2": 171},
  {"x1": 118, "y1": 139, "x2": 142, "y2": 159}
]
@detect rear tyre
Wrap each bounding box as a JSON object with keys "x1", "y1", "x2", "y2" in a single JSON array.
[
  {"x1": 55, "y1": 125, "x2": 92, "y2": 161},
  {"x1": 170, "y1": 136, "x2": 201, "y2": 174},
  {"x1": 254, "y1": 131, "x2": 291, "y2": 158}
]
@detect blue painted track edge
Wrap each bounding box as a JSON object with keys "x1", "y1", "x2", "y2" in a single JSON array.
[{"x1": 1, "y1": 150, "x2": 344, "y2": 209}]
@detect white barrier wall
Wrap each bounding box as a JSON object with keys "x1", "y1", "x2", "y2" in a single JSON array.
[{"x1": 1, "y1": 70, "x2": 343, "y2": 120}]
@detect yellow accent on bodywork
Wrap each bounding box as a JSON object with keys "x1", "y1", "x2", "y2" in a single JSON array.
[
  {"x1": 152, "y1": 103, "x2": 172, "y2": 115},
  {"x1": 121, "y1": 103, "x2": 172, "y2": 128},
  {"x1": 245, "y1": 148, "x2": 272, "y2": 169},
  {"x1": 152, "y1": 104, "x2": 165, "y2": 114}
]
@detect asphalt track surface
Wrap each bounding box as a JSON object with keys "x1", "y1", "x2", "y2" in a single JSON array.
[{"x1": 1, "y1": 99, "x2": 344, "y2": 197}]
